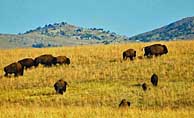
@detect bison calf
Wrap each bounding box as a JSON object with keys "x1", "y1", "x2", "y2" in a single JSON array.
[
  {"x1": 123, "y1": 49, "x2": 136, "y2": 60},
  {"x1": 54, "y1": 79, "x2": 68, "y2": 95},
  {"x1": 56, "y1": 56, "x2": 70, "y2": 65},
  {"x1": 151, "y1": 73, "x2": 158, "y2": 86},
  {"x1": 18, "y1": 58, "x2": 34, "y2": 69},
  {"x1": 142, "y1": 82, "x2": 147, "y2": 91},
  {"x1": 4, "y1": 62, "x2": 24, "y2": 77},
  {"x1": 119, "y1": 99, "x2": 131, "y2": 108}
]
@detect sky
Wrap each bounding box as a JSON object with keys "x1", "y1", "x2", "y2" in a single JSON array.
[{"x1": 0, "y1": 0, "x2": 194, "y2": 37}]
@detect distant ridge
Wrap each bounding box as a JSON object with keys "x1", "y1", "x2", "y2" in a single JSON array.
[
  {"x1": 128, "y1": 16, "x2": 194, "y2": 42},
  {"x1": 0, "y1": 16, "x2": 194, "y2": 48},
  {"x1": 0, "y1": 22, "x2": 129, "y2": 48}
]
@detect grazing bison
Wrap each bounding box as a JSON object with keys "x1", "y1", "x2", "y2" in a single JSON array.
[
  {"x1": 56, "y1": 56, "x2": 70, "y2": 65},
  {"x1": 151, "y1": 73, "x2": 158, "y2": 86},
  {"x1": 119, "y1": 99, "x2": 131, "y2": 108},
  {"x1": 34, "y1": 54, "x2": 57, "y2": 67},
  {"x1": 142, "y1": 82, "x2": 147, "y2": 91},
  {"x1": 18, "y1": 58, "x2": 34, "y2": 69},
  {"x1": 123, "y1": 49, "x2": 136, "y2": 60},
  {"x1": 4, "y1": 62, "x2": 24, "y2": 77},
  {"x1": 54, "y1": 79, "x2": 68, "y2": 95},
  {"x1": 143, "y1": 44, "x2": 168, "y2": 57}
]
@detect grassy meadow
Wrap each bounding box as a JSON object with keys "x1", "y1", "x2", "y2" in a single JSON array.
[{"x1": 0, "y1": 40, "x2": 194, "y2": 117}]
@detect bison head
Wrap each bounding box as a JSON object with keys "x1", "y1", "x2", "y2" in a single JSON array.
[{"x1": 163, "y1": 45, "x2": 168, "y2": 54}]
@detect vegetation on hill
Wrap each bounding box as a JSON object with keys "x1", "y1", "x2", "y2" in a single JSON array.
[
  {"x1": 129, "y1": 16, "x2": 194, "y2": 42},
  {"x1": 0, "y1": 40, "x2": 194, "y2": 117},
  {"x1": 1, "y1": 16, "x2": 194, "y2": 48},
  {"x1": 0, "y1": 22, "x2": 128, "y2": 48}
]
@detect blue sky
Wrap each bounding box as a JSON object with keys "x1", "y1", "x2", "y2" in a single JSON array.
[{"x1": 0, "y1": 0, "x2": 194, "y2": 37}]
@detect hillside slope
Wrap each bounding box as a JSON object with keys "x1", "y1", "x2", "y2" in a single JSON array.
[
  {"x1": 1, "y1": 16, "x2": 194, "y2": 48},
  {"x1": 128, "y1": 16, "x2": 194, "y2": 42},
  {"x1": 0, "y1": 22, "x2": 128, "y2": 48}
]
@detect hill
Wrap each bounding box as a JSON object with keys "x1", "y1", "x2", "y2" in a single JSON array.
[
  {"x1": 0, "y1": 40, "x2": 193, "y2": 117},
  {"x1": 128, "y1": 16, "x2": 194, "y2": 42},
  {"x1": 0, "y1": 22, "x2": 128, "y2": 48},
  {"x1": 1, "y1": 16, "x2": 194, "y2": 48}
]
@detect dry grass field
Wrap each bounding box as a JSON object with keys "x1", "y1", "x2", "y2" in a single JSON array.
[{"x1": 0, "y1": 40, "x2": 194, "y2": 118}]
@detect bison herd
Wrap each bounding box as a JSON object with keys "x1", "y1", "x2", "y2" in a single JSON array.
[
  {"x1": 3, "y1": 54, "x2": 70, "y2": 77},
  {"x1": 2, "y1": 43, "x2": 168, "y2": 108},
  {"x1": 123, "y1": 43, "x2": 168, "y2": 60}
]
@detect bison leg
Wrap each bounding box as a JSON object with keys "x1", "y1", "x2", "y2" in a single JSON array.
[
  {"x1": 59, "y1": 90, "x2": 63, "y2": 95},
  {"x1": 20, "y1": 70, "x2": 24, "y2": 76},
  {"x1": 130, "y1": 57, "x2": 133, "y2": 61},
  {"x1": 123, "y1": 55, "x2": 127, "y2": 60},
  {"x1": 14, "y1": 72, "x2": 18, "y2": 77},
  {"x1": 144, "y1": 52, "x2": 149, "y2": 57},
  {"x1": 4, "y1": 72, "x2": 8, "y2": 77},
  {"x1": 123, "y1": 53, "x2": 127, "y2": 60},
  {"x1": 56, "y1": 89, "x2": 63, "y2": 95}
]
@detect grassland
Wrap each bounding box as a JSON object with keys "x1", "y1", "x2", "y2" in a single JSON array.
[{"x1": 0, "y1": 40, "x2": 194, "y2": 118}]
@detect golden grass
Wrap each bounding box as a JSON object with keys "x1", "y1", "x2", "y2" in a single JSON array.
[{"x1": 0, "y1": 40, "x2": 194, "y2": 117}]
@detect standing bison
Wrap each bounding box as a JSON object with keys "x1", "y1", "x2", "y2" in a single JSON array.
[
  {"x1": 34, "y1": 54, "x2": 57, "y2": 67},
  {"x1": 143, "y1": 44, "x2": 168, "y2": 57},
  {"x1": 119, "y1": 99, "x2": 131, "y2": 108},
  {"x1": 18, "y1": 58, "x2": 34, "y2": 69},
  {"x1": 123, "y1": 49, "x2": 136, "y2": 60},
  {"x1": 151, "y1": 73, "x2": 158, "y2": 86},
  {"x1": 4, "y1": 62, "x2": 24, "y2": 77},
  {"x1": 54, "y1": 79, "x2": 68, "y2": 95},
  {"x1": 142, "y1": 82, "x2": 147, "y2": 91},
  {"x1": 56, "y1": 56, "x2": 70, "y2": 65}
]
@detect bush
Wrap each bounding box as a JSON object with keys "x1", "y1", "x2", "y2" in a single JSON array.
[{"x1": 32, "y1": 43, "x2": 45, "y2": 48}]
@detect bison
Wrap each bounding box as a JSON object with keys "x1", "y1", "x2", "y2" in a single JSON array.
[
  {"x1": 123, "y1": 49, "x2": 136, "y2": 60},
  {"x1": 142, "y1": 82, "x2": 147, "y2": 91},
  {"x1": 54, "y1": 79, "x2": 68, "y2": 95},
  {"x1": 34, "y1": 54, "x2": 57, "y2": 67},
  {"x1": 143, "y1": 44, "x2": 168, "y2": 57},
  {"x1": 4, "y1": 62, "x2": 24, "y2": 77},
  {"x1": 119, "y1": 99, "x2": 131, "y2": 108},
  {"x1": 56, "y1": 56, "x2": 70, "y2": 65},
  {"x1": 18, "y1": 58, "x2": 34, "y2": 69},
  {"x1": 151, "y1": 73, "x2": 158, "y2": 86}
]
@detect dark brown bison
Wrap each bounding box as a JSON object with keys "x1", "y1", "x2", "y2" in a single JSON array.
[
  {"x1": 151, "y1": 73, "x2": 158, "y2": 86},
  {"x1": 54, "y1": 79, "x2": 68, "y2": 95},
  {"x1": 123, "y1": 49, "x2": 136, "y2": 60},
  {"x1": 18, "y1": 58, "x2": 34, "y2": 69},
  {"x1": 4, "y1": 62, "x2": 24, "y2": 77},
  {"x1": 119, "y1": 99, "x2": 131, "y2": 108},
  {"x1": 143, "y1": 44, "x2": 168, "y2": 57},
  {"x1": 56, "y1": 56, "x2": 70, "y2": 65},
  {"x1": 142, "y1": 82, "x2": 147, "y2": 91},
  {"x1": 34, "y1": 54, "x2": 57, "y2": 67}
]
